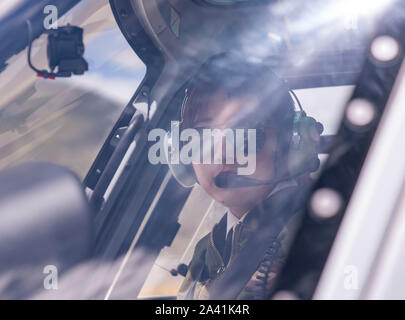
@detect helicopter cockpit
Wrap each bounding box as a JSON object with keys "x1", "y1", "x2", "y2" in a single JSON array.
[{"x1": 0, "y1": 0, "x2": 404, "y2": 300}]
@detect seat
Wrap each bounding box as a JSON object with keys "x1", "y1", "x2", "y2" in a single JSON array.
[{"x1": 0, "y1": 162, "x2": 93, "y2": 298}]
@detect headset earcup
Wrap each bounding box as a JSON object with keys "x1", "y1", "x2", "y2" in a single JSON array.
[
  {"x1": 168, "y1": 161, "x2": 198, "y2": 188},
  {"x1": 163, "y1": 132, "x2": 197, "y2": 188},
  {"x1": 287, "y1": 116, "x2": 322, "y2": 176}
]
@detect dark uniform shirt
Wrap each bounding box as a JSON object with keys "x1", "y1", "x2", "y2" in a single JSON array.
[{"x1": 177, "y1": 183, "x2": 305, "y2": 300}]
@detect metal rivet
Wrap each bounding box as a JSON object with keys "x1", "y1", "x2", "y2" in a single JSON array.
[
  {"x1": 346, "y1": 99, "x2": 375, "y2": 127},
  {"x1": 310, "y1": 188, "x2": 342, "y2": 220},
  {"x1": 371, "y1": 35, "x2": 400, "y2": 62}
]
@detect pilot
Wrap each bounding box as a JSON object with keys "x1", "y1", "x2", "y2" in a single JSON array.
[{"x1": 174, "y1": 54, "x2": 322, "y2": 300}]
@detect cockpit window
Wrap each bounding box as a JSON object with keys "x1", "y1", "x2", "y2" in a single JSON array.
[
  {"x1": 92, "y1": 0, "x2": 402, "y2": 301},
  {"x1": 1, "y1": 0, "x2": 403, "y2": 301},
  {"x1": 137, "y1": 84, "x2": 353, "y2": 298},
  {"x1": 0, "y1": 3, "x2": 146, "y2": 179},
  {"x1": 85, "y1": 0, "x2": 405, "y2": 301}
]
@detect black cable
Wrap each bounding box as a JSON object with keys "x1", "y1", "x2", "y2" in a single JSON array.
[
  {"x1": 289, "y1": 89, "x2": 305, "y2": 112},
  {"x1": 26, "y1": 20, "x2": 55, "y2": 79}
]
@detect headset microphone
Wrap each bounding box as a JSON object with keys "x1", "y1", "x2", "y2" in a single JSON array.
[
  {"x1": 215, "y1": 173, "x2": 291, "y2": 189},
  {"x1": 214, "y1": 157, "x2": 320, "y2": 189}
]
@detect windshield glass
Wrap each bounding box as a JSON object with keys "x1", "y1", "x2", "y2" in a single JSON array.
[
  {"x1": 0, "y1": 1, "x2": 146, "y2": 179},
  {"x1": 137, "y1": 84, "x2": 353, "y2": 298},
  {"x1": 91, "y1": 0, "x2": 398, "y2": 300},
  {"x1": 0, "y1": 0, "x2": 402, "y2": 301}
]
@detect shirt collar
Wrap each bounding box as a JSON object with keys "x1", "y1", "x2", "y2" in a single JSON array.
[{"x1": 226, "y1": 210, "x2": 248, "y2": 235}]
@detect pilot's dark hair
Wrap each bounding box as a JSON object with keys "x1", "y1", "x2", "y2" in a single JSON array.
[{"x1": 181, "y1": 53, "x2": 295, "y2": 133}]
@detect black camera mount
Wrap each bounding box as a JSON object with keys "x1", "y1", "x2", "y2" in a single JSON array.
[{"x1": 26, "y1": 20, "x2": 88, "y2": 79}]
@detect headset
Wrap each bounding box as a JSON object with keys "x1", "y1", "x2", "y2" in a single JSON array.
[{"x1": 164, "y1": 57, "x2": 324, "y2": 189}]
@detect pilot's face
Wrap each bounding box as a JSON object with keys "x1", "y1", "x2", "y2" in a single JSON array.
[{"x1": 190, "y1": 90, "x2": 279, "y2": 217}]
